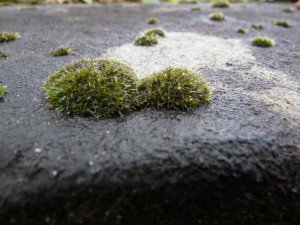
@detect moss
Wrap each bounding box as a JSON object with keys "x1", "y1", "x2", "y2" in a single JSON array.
[
  {"x1": 135, "y1": 35, "x2": 158, "y2": 46},
  {"x1": 251, "y1": 23, "x2": 264, "y2": 30},
  {"x1": 191, "y1": 6, "x2": 201, "y2": 11},
  {"x1": 43, "y1": 59, "x2": 141, "y2": 118},
  {"x1": 50, "y1": 46, "x2": 70, "y2": 57},
  {"x1": 209, "y1": 12, "x2": 225, "y2": 21},
  {"x1": 19, "y1": 6, "x2": 37, "y2": 10},
  {"x1": 0, "y1": 85, "x2": 7, "y2": 98},
  {"x1": 0, "y1": 32, "x2": 20, "y2": 43},
  {"x1": 211, "y1": 0, "x2": 230, "y2": 8},
  {"x1": 237, "y1": 28, "x2": 248, "y2": 34},
  {"x1": 144, "y1": 28, "x2": 166, "y2": 38},
  {"x1": 282, "y1": 7, "x2": 294, "y2": 13},
  {"x1": 137, "y1": 67, "x2": 210, "y2": 110},
  {"x1": 148, "y1": 18, "x2": 158, "y2": 25},
  {"x1": 0, "y1": 2, "x2": 15, "y2": 7},
  {"x1": 0, "y1": 50, "x2": 8, "y2": 58},
  {"x1": 272, "y1": 20, "x2": 290, "y2": 28},
  {"x1": 252, "y1": 37, "x2": 274, "y2": 48}
]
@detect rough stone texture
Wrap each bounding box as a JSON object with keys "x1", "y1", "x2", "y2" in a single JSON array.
[{"x1": 0, "y1": 3, "x2": 299, "y2": 225}]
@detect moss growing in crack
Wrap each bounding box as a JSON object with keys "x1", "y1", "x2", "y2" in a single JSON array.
[
  {"x1": 43, "y1": 59, "x2": 141, "y2": 118},
  {"x1": 135, "y1": 35, "x2": 158, "y2": 46},
  {"x1": 0, "y1": 32, "x2": 20, "y2": 43},
  {"x1": 251, "y1": 23, "x2": 264, "y2": 30},
  {"x1": 211, "y1": 0, "x2": 230, "y2": 8},
  {"x1": 282, "y1": 7, "x2": 294, "y2": 13},
  {"x1": 148, "y1": 18, "x2": 158, "y2": 25},
  {"x1": 0, "y1": 50, "x2": 8, "y2": 58},
  {"x1": 137, "y1": 67, "x2": 210, "y2": 110},
  {"x1": 144, "y1": 28, "x2": 166, "y2": 38},
  {"x1": 237, "y1": 28, "x2": 248, "y2": 34},
  {"x1": 51, "y1": 46, "x2": 70, "y2": 57},
  {"x1": 0, "y1": 85, "x2": 7, "y2": 98},
  {"x1": 273, "y1": 20, "x2": 290, "y2": 28},
  {"x1": 209, "y1": 12, "x2": 225, "y2": 21},
  {"x1": 191, "y1": 6, "x2": 201, "y2": 11},
  {"x1": 252, "y1": 37, "x2": 274, "y2": 48}
]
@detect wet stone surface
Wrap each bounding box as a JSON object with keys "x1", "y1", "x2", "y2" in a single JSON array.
[{"x1": 0, "y1": 3, "x2": 300, "y2": 225}]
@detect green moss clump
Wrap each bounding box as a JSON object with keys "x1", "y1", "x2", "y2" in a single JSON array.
[
  {"x1": 251, "y1": 23, "x2": 264, "y2": 30},
  {"x1": 0, "y1": 50, "x2": 8, "y2": 58},
  {"x1": 43, "y1": 59, "x2": 140, "y2": 118},
  {"x1": 50, "y1": 46, "x2": 70, "y2": 57},
  {"x1": 144, "y1": 28, "x2": 166, "y2": 38},
  {"x1": 211, "y1": 0, "x2": 230, "y2": 8},
  {"x1": 209, "y1": 12, "x2": 225, "y2": 21},
  {"x1": 137, "y1": 67, "x2": 210, "y2": 110},
  {"x1": 191, "y1": 6, "x2": 201, "y2": 11},
  {"x1": 237, "y1": 28, "x2": 248, "y2": 34},
  {"x1": 148, "y1": 18, "x2": 158, "y2": 25},
  {"x1": 135, "y1": 35, "x2": 158, "y2": 47},
  {"x1": 0, "y1": 32, "x2": 20, "y2": 43},
  {"x1": 19, "y1": 6, "x2": 37, "y2": 10},
  {"x1": 0, "y1": 85, "x2": 7, "y2": 98},
  {"x1": 272, "y1": 20, "x2": 290, "y2": 28},
  {"x1": 282, "y1": 7, "x2": 294, "y2": 13},
  {"x1": 252, "y1": 37, "x2": 274, "y2": 48}
]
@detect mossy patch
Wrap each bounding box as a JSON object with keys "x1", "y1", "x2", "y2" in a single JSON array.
[
  {"x1": 251, "y1": 23, "x2": 264, "y2": 30},
  {"x1": 237, "y1": 28, "x2": 248, "y2": 34},
  {"x1": 211, "y1": 0, "x2": 230, "y2": 8},
  {"x1": 0, "y1": 85, "x2": 7, "y2": 98},
  {"x1": 144, "y1": 28, "x2": 166, "y2": 38},
  {"x1": 19, "y1": 6, "x2": 37, "y2": 10},
  {"x1": 252, "y1": 37, "x2": 274, "y2": 48},
  {"x1": 148, "y1": 18, "x2": 158, "y2": 25},
  {"x1": 0, "y1": 50, "x2": 8, "y2": 58},
  {"x1": 43, "y1": 59, "x2": 141, "y2": 118},
  {"x1": 282, "y1": 7, "x2": 294, "y2": 13},
  {"x1": 137, "y1": 67, "x2": 210, "y2": 110},
  {"x1": 209, "y1": 12, "x2": 225, "y2": 21},
  {"x1": 135, "y1": 35, "x2": 158, "y2": 46},
  {"x1": 0, "y1": 32, "x2": 20, "y2": 43},
  {"x1": 50, "y1": 46, "x2": 70, "y2": 57},
  {"x1": 191, "y1": 6, "x2": 201, "y2": 11},
  {"x1": 272, "y1": 20, "x2": 290, "y2": 28}
]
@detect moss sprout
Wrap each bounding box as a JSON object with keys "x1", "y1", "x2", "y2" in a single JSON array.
[
  {"x1": 50, "y1": 45, "x2": 70, "y2": 57},
  {"x1": 237, "y1": 28, "x2": 248, "y2": 34},
  {"x1": 211, "y1": 0, "x2": 230, "y2": 8},
  {"x1": 43, "y1": 59, "x2": 141, "y2": 118},
  {"x1": 0, "y1": 32, "x2": 20, "y2": 43},
  {"x1": 191, "y1": 6, "x2": 201, "y2": 11},
  {"x1": 135, "y1": 35, "x2": 158, "y2": 46},
  {"x1": 0, "y1": 50, "x2": 8, "y2": 58},
  {"x1": 137, "y1": 67, "x2": 211, "y2": 110},
  {"x1": 0, "y1": 85, "x2": 7, "y2": 98},
  {"x1": 251, "y1": 23, "x2": 264, "y2": 30},
  {"x1": 252, "y1": 37, "x2": 274, "y2": 48},
  {"x1": 272, "y1": 20, "x2": 290, "y2": 28},
  {"x1": 282, "y1": 7, "x2": 294, "y2": 13},
  {"x1": 148, "y1": 18, "x2": 158, "y2": 25},
  {"x1": 144, "y1": 28, "x2": 166, "y2": 38},
  {"x1": 209, "y1": 12, "x2": 225, "y2": 21}
]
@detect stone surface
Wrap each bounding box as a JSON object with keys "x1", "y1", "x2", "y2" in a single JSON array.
[{"x1": 0, "y1": 3, "x2": 300, "y2": 225}]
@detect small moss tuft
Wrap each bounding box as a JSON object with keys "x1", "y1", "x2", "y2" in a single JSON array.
[
  {"x1": 0, "y1": 32, "x2": 20, "y2": 43},
  {"x1": 191, "y1": 6, "x2": 201, "y2": 11},
  {"x1": 237, "y1": 28, "x2": 248, "y2": 34},
  {"x1": 211, "y1": 0, "x2": 230, "y2": 8},
  {"x1": 0, "y1": 50, "x2": 8, "y2": 58},
  {"x1": 135, "y1": 35, "x2": 158, "y2": 46},
  {"x1": 0, "y1": 85, "x2": 7, "y2": 98},
  {"x1": 144, "y1": 28, "x2": 166, "y2": 38},
  {"x1": 137, "y1": 67, "x2": 211, "y2": 110},
  {"x1": 252, "y1": 37, "x2": 274, "y2": 48},
  {"x1": 282, "y1": 7, "x2": 294, "y2": 13},
  {"x1": 209, "y1": 12, "x2": 225, "y2": 21},
  {"x1": 272, "y1": 20, "x2": 290, "y2": 28},
  {"x1": 43, "y1": 59, "x2": 140, "y2": 118},
  {"x1": 148, "y1": 18, "x2": 158, "y2": 25},
  {"x1": 251, "y1": 23, "x2": 264, "y2": 30},
  {"x1": 50, "y1": 46, "x2": 70, "y2": 57}
]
